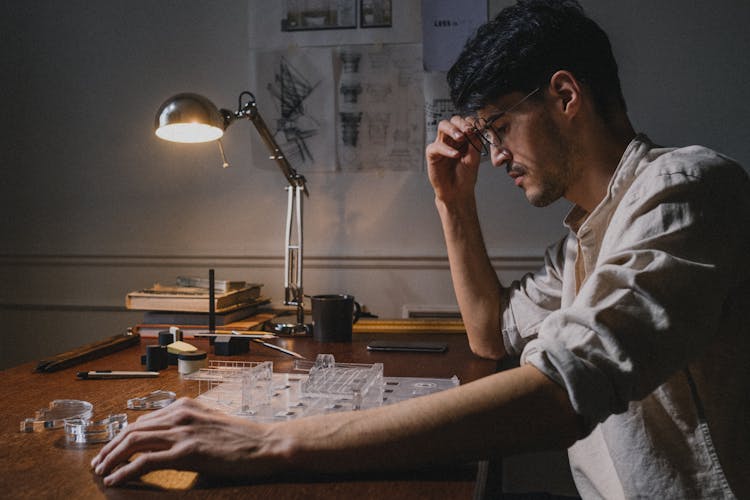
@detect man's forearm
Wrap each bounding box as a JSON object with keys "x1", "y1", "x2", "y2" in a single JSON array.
[
  {"x1": 273, "y1": 364, "x2": 581, "y2": 473},
  {"x1": 437, "y1": 197, "x2": 506, "y2": 359}
]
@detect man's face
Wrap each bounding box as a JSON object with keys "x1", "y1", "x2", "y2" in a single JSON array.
[{"x1": 476, "y1": 91, "x2": 578, "y2": 207}]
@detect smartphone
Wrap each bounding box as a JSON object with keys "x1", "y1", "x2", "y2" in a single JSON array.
[{"x1": 366, "y1": 340, "x2": 448, "y2": 353}]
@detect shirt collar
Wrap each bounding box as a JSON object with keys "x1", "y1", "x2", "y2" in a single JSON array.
[{"x1": 563, "y1": 133, "x2": 654, "y2": 235}]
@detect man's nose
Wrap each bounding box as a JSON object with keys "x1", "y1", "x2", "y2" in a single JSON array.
[{"x1": 492, "y1": 147, "x2": 513, "y2": 169}]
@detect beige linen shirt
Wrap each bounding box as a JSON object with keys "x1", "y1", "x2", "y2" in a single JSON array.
[{"x1": 500, "y1": 135, "x2": 749, "y2": 499}]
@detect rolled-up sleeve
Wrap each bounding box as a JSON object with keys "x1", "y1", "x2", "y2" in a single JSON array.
[
  {"x1": 521, "y1": 154, "x2": 749, "y2": 429},
  {"x1": 500, "y1": 235, "x2": 567, "y2": 356}
]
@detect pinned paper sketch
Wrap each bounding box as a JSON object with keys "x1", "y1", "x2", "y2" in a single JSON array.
[
  {"x1": 267, "y1": 57, "x2": 321, "y2": 164},
  {"x1": 423, "y1": 70, "x2": 456, "y2": 146},
  {"x1": 422, "y1": 0, "x2": 487, "y2": 72},
  {"x1": 335, "y1": 44, "x2": 424, "y2": 171},
  {"x1": 253, "y1": 49, "x2": 337, "y2": 172},
  {"x1": 253, "y1": 43, "x2": 426, "y2": 172},
  {"x1": 339, "y1": 111, "x2": 363, "y2": 146}
]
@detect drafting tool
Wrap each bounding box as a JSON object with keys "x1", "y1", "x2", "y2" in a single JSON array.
[
  {"x1": 193, "y1": 332, "x2": 277, "y2": 339},
  {"x1": 77, "y1": 370, "x2": 159, "y2": 379},
  {"x1": 36, "y1": 331, "x2": 141, "y2": 373},
  {"x1": 353, "y1": 318, "x2": 465, "y2": 334}
]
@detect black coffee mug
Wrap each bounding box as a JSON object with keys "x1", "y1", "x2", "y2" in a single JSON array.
[{"x1": 311, "y1": 294, "x2": 362, "y2": 342}]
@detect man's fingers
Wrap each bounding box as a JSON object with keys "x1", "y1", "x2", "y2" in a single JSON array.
[
  {"x1": 92, "y1": 399, "x2": 209, "y2": 469},
  {"x1": 93, "y1": 417, "x2": 178, "y2": 469},
  {"x1": 102, "y1": 447, "x2": 188, "y2": 487},
  {"x1": 437, "y1": 117, "x2": 470, "y2": 142},
  {"x1": 426, "y1": 140, "x2": 461, "y2": 160},
  {"x1": 94, "y1": 428, "x2": 180, "y2": 477}
]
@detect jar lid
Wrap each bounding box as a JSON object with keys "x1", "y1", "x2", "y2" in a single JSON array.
[{"x1": 178, "y1": 350, "x2": 207, "y2": 360}]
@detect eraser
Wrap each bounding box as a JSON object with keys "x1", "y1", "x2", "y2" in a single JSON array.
[{"x1": 167, "y1": 340, "x2": 198, "y2": 355}]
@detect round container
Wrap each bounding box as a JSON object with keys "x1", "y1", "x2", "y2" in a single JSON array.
[{"x1": 177, "y1": 350, "x2": 207, "y2": 375}]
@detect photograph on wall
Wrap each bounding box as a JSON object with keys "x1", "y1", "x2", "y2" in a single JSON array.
[
  {"x1": 281, "y1": 0, "x2": 357, "y2": 31},
  {"x1": 250, "y1": 0, "x2": 420, "y2": 49},
  {"x1": 360, "y1": 0, "x2": 392, "y2": 28}
]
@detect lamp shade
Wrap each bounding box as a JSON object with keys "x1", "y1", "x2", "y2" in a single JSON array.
[{"x1": 154, "y1": 93, "x2": 225, "y2": 143}]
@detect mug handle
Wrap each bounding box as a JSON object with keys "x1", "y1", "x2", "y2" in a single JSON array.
[{"x1": 352, "y1": 300, "x2": 362, "y2": 324}]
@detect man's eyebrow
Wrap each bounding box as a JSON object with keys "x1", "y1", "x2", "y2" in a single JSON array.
[{"x1": 479, "y1": 111, "x2": 507, "y2": 128}]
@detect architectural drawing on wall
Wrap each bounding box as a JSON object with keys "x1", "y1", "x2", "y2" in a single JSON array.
[
  {"x1": 281, "y1": 0, "x2": 357, "y2": 31},
  {"x1": 339, "y1": 111, "x2": 363, "y2": 146},
  {"x1": 335, "y1": 44, "x2": 424, "y2": 171},
  {"x1": 339, "y1": 83, "x2": 362, "y2": 104},
  {"x1": 364, "y1": 83, "x2": 392, "y2": 101},
  {"x1": 336, "y1": 49, "x2": 364, "y2": 164},
  {"x1": 423, "y1": 70, "x2": 455, "y2": 147},
  {"x1": 367, "y1": 112, "x2": 390, "y2": 146},
  {"x1": 339, "y1": 52, "x2": 361, "y2": 73},
  {"x1": 366, "y1": 50, "x2": 390, "y2": 72},
  {"x1": 384, "y1": 106, "x2": 423, "y2": 170},
  {"x1": 253, "y1": 48, "x2": 337, "y2": 172},
  {"x1": 266, "y1": 57, "x2": 322, "y2": 164},
  {"x1": 425, "y1": 97, "x2": 455, "y2": 143}
]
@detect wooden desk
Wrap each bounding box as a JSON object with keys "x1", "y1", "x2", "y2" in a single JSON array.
[{"x1": 0, "y1": 333, "x2": 497, "y2": 499}]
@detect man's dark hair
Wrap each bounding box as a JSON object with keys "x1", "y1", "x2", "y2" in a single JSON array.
[{"x1": 448, "y1": 0, "x2": 626, "y2": 118}]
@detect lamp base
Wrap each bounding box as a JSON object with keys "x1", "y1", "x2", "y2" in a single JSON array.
[{"x1": 266, "y1": 314, "x2": 312, "y2": 336}]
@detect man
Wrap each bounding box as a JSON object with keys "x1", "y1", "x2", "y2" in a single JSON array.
[{"x1": 92, "y1": 1, "x2": 748, "y2": 497}]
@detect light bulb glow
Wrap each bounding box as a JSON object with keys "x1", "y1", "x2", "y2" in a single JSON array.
[{"x1": 155, "y1": 123, "x2": 223, "y2": 143}]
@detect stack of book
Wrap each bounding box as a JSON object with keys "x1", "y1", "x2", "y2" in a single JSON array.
[{"x1": 126, "y1": 277, "x2": 272, "y2": 337}]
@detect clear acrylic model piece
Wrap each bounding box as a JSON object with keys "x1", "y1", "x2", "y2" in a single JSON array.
[
  {"x1": 64, "y1": 413, "x2": 128, "y2": 444},
  {"x1": 186, "y1": 355, "x2": 458, "y2": 423},
  {"x1": 127, "y1": 390, "x2": 176, "y2": 410},
  {"x1": 184, "y1": 360, "x2": 272, "y2": 412},
  {"x1": 295, "y1": 354, "x2": 384, "y2": 410},
  {"x1": 20, "y1": 399, "x2": 94, "y2": 432}
]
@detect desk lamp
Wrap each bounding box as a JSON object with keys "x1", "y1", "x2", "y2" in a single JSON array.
[{"x1": 154, "y1": 91, "x2": 310, "y2": 335}]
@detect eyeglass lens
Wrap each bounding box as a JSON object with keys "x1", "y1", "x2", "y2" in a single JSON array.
[{"x1": 465, "y1": 87, "x2": 540, "y2": 157}]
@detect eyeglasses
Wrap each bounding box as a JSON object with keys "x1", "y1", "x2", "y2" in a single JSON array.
[{"x1": 467, "y1": 87, "x2": 540, "y2": 156}]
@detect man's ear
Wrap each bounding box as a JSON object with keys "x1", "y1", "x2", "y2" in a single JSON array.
[{"x1": 548, "y1": 70, "x2": 581, "y2": 117}]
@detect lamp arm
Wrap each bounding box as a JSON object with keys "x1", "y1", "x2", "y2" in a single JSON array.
[
  {"x1": 229, "y1": 92, "x2": 309, "y2": 334},
  {"x1": 230, "y1": 92, "x2": 308, "y2": 196}
]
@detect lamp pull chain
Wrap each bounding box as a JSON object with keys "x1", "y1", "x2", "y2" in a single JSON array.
[{"x1": 217, "y1": 139, "x2": 230, "y2": 168}]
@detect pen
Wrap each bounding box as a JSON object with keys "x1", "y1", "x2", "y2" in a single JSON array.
[
  {"x1": 76, "y1": 370, "x2": 159, "y2": 379},
  {"x1": 251, "y1": 339, "x2": 306, "y2": 359},
  {"x1": 194, "y1": 332, "x2": 278, "y2": 339}
]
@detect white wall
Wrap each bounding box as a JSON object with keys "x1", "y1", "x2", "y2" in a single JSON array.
[{"x1": 2, "y1": 0, "x2": 749, "y2": 371}]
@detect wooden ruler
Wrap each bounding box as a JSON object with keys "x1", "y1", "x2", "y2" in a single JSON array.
[{"x1": 353, "y1": 318, "x2": 465, "y2": 334}]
